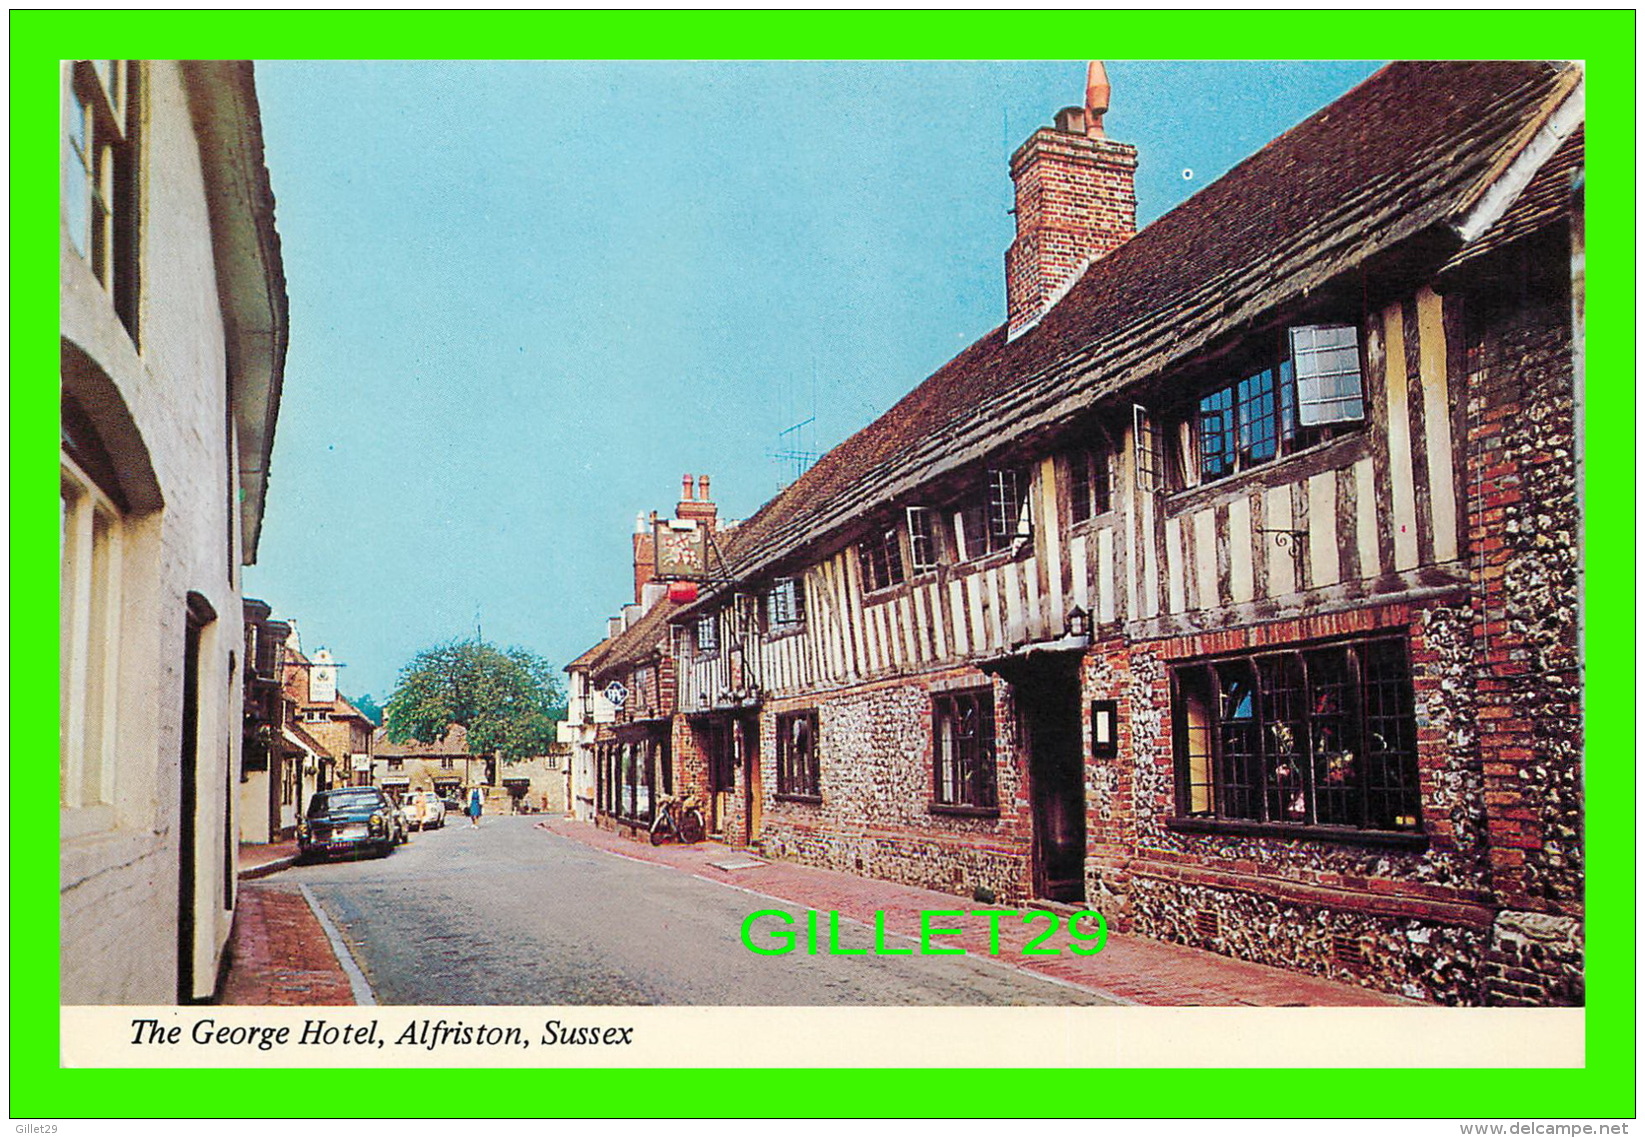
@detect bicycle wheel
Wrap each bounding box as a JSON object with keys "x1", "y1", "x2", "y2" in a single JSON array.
[
  {"x1": 680, "y1": 809, "x2": 705, "y2": 844},
  {"x1": 650, "y1": 816, "x2": 668, "y2": 846}
]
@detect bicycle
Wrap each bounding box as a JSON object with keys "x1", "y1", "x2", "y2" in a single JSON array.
[{"x1": 649, "y1": 793, "x2": 706, "y2": 846}]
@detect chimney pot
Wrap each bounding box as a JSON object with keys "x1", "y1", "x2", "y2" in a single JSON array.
[
  {"x1": 1085, "y1": 61, "x2": 1111, "y2": 136},
  {"x1": 698, "y1": 474, "x2": 711, "y2": 501},
  {"x1": 682, "y1": 474, "x2": 695, "y2": 502}
]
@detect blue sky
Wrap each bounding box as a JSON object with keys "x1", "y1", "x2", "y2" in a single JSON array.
[{"x1": 245, "y1": 60, "x2": 1384, "y2": 705}]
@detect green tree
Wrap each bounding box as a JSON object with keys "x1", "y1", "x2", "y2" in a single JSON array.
[
  {"x1": 383, "y1": 638, "x2": 566, "y2": 762},
  {"x1": 347, "y1": 692, "x2": 384, "y2": 726}
]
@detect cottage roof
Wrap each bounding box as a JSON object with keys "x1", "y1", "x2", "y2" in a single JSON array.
[
  {"x1": 374, "y1": 722, "x2": 471, "y2": 758},
  {"x1": 698, "y1": 61, "x2": 1582, "y2": 588},
  {"x1": 1444, "y1": 125, "x2": 1585, "y2": 272},
  {"x1": 587, "y1": 598, "x2": 680, "y2": 680}
]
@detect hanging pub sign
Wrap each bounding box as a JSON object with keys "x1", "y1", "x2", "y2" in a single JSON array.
[
  {"x1": 654, "y1": 518, "x2": 708, "y2": 580},
  {"x1": 603, "y1": 680, "x2": 629, "y2": 709}
]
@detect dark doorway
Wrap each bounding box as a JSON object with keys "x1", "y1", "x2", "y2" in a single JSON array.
[
  {"x1": 705, "y1": 718, "x2": 735, "y2": 836},
  {"x1": 177, "y1": 595, "x2": 213, "y2": 1003},
  {"x1": 1012, "y1": 654, "x2": 1087, "y2": 903},
  {"x1": 737, "y1": 714, "x2": 761, "y2": 848}
]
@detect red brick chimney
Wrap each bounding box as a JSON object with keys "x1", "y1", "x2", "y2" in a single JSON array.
[
  {"x1": 676, "y1": 471, "x2": 718, "y2": 533},
  {"x1": 1005, "y1": 61, "x2": 1138, "y2": 341},
  {"x1": 633, "y1": 511, "x2": 658, "y2": 603}
]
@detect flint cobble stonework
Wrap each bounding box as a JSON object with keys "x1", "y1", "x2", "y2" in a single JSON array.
[{"x1": 759, "y1": 672, "x2": 1035, "y2": 903}]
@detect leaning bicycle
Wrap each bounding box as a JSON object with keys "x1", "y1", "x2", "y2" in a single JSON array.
[{"x1": 650, "y1": 793, "x2": 706, "y2": 845}]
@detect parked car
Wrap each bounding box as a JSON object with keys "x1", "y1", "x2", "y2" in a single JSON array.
[
  {"x1": 298, "y1": 787, "x2": 406, "y2": 860},
  {"x1": 400, "y1": 789, "x2": 446, "y2": 831}
]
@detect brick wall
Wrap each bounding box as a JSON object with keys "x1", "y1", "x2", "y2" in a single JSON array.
[
  {"x1": 1006, "y1": 127, "x2": 1137, "y2": 338},
  {"x1": 1460, "y1": 255, "x2": 1583, "y2": 1005}
]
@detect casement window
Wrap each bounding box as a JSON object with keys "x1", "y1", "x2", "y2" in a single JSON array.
[
  {"x1": 64, "y1": 61, "x2": 140, "y2": 335},
  {"x1": 859, "y1": 525, "x2": 905, "y2": 593},
  {"x1": 931, "y1": 690, "x2": 998, "y2": 812},
  {"x1": 60, "y1": 452, "x2": 123, "y2": 814},
  {"x1": 955, "y1": 468, "x2": 1030, "y2": 561},
  {"x1": 765, "y1": 578, "x2": 806, "y2": 630},
  {"x1": 387, "y1": 759, "x2": 403, "y2": 772},
  {"x1": 1133, "y1": 406, "x2": 1164, "y2": 493},
  {"x1": 1067, "y1": 442, "x2": 1113, "y2": 525},
  {"x1": 906, "y1": 507, "x2": 941, "y2": 573},
  {"x1": 1189, "y1": 324, "x2": 1365, "y2": 487},
  {"x1": 440, "y1": 757, "x2": 455, "y2": 770},
  {"x1": 1173, "y1": 636, "x2": 1420, "y2": 833},
  {"x1": 775, "y1": 710, "x2": 821, "y2": 800},
  {"x1": 696, "y1": 613, "x2": 718, "y2": 655}
]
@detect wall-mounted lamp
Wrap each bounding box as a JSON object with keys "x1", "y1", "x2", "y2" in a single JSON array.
[{"x1": 1066, "y1": 604, "x2": 1090, "y2": 640}]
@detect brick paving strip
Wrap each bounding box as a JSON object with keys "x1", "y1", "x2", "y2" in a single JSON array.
[
  {"x1": 537, "y1": 817, "x2": 1414, "y2": 1007},
  {"x1": 220, "y1": 882, "x2": 356, "y2": 1005}
]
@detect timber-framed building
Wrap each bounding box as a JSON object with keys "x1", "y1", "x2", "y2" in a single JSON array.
[{"x1": 567, "y1": 62, "x2": 1586, "y2": 1005}]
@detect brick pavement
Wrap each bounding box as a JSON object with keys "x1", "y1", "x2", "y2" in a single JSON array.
[
  {"x1": 537, "y1": 817, "x2": 1412, "y2": 1007},
  {"x1": 239, "y1": 836, "x2": 301, "y2": 879},
  {"x1": 220, "y1": 882, "x2": 354, "y2": 1005}
]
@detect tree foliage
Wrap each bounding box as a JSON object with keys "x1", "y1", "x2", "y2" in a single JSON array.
[
  {"x1": 347, "y1": 692, "x2": 384, "y2": 726},
  {"x1": 383, "y1": 638, "x2": 566, "y2": 762}
]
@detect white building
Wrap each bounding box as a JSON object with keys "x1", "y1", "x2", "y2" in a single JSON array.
[{"x1": 60, "y1": 60, "x2": 287, "y2": 1003}]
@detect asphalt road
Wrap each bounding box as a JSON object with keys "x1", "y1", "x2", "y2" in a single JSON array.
[{"x1": 289, "y1": 816, "x2": 1114, "y2": 1006}]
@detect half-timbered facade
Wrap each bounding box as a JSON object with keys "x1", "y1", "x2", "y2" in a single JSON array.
[{"x1": 571, "y1": 62, "x2": 1586, "y2": 1005}]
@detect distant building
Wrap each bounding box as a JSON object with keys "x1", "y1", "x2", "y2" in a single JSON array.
[
  {"x1": 60, "y1": 60, "x2": 287, "y2": 1003},
  {"x1": 373, "y1": 723, "x2": 569, "y2": 814}
]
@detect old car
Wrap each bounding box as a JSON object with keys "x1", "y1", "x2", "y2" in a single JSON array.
[
  {"x1": 399, "y1": 789, "x2": 446, "y2": 831},
  {"x1": 298, "y1": 787, "x2": 406, "y2": 860}
]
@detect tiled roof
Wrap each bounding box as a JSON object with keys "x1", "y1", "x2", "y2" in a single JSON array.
[
  {"x1": 586, "y1": 598, "x2": 679, "y2": 679},
  {"x1": 375, "y1": 722, "x2": 471, "y2": 758},
  {"x1": 704, "y1": 61, "x2": 1582, "y2": 587},
  {"x1": 1444, "y1": 126, "x2": 1585, "y2": 271}
]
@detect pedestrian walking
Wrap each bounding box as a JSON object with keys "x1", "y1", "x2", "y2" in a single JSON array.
[{"x1": 467, "y1": 785, "x2": 484, "y2": 828}]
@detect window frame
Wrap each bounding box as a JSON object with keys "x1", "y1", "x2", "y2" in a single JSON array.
[
  {"x1": 1066, "y1": 441, "x2": 1113, "y2": 526},
  {"x1": 775, "y1": 709, "x2": 821, "y2": 802},
  {"x1": 65, "y1": 60, "x2": 140, "y2": 336},
  {"x1": 61, "y1": 451, "x2": 123, "y2": 823},
  {"x1": 1169, "y1": 635, "x2": 1424, "y2": 842},
  {"x1": 906, "y1": 506, "x2": 942, "y2": 574},
  {"x1": 696, "y1": 612, "x2": 719, "y2": 656},
  {"x1": 764, "y1": 577, "x2": 806, "y2": 633},
  {"x1": 1182, "y1": 324, "x2": 1366, "y2": 490},
  {"x1": 955, "y1": 468, "x2": 1030, "y2": 562},
  {"x1": 858, "y1": 524, "x2": 906, "y2": 593},
  {"x1": 930, "y1": 689, "x2": 999, "y2": 815}
]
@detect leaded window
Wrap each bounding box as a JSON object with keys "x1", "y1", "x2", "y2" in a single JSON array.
[
  {"x1": 696, "y1": 613, "x2": 718, "y2": 655},
  {"x1": 956, "y1": 469, "x2": 1029, "y2": 561},
  {"x1": 906, "y1": 507, "x2": 941, "y2": 573},
  {"x1": 859, "y1": 526, "x2": 904, "y2": 592},
  {"x1": 1189, "y1": 324, "x2": 1364, "y2": 487},
  {"x1": 765, "y1": 578, "x2": 805, "y2": 630},
  {"x1": 776, "y1": 710, "x2": 820, "y2": 799},
  {"x1": 1068, "y1": 443, "x2": 1113, "y2": 524},
  {"x1": 932, "y1": 690, "x2": 997, "y2": 811},
  {"x1": 1172, "y1": 637, "x2": 1421, "y2": 832}
]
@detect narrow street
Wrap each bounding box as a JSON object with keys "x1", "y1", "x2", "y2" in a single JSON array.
[{"x1": 288, "y1": 816, "x2": 1116, "y2": 1006}]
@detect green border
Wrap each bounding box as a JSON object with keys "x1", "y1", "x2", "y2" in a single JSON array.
[{"x1": 14, "y1": 9, "x2": 1635, "y2": 1120}]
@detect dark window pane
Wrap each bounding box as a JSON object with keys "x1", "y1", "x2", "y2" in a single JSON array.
[{"x1": 1069, "y1": 452, "x2": 1092, "y2": 525}]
